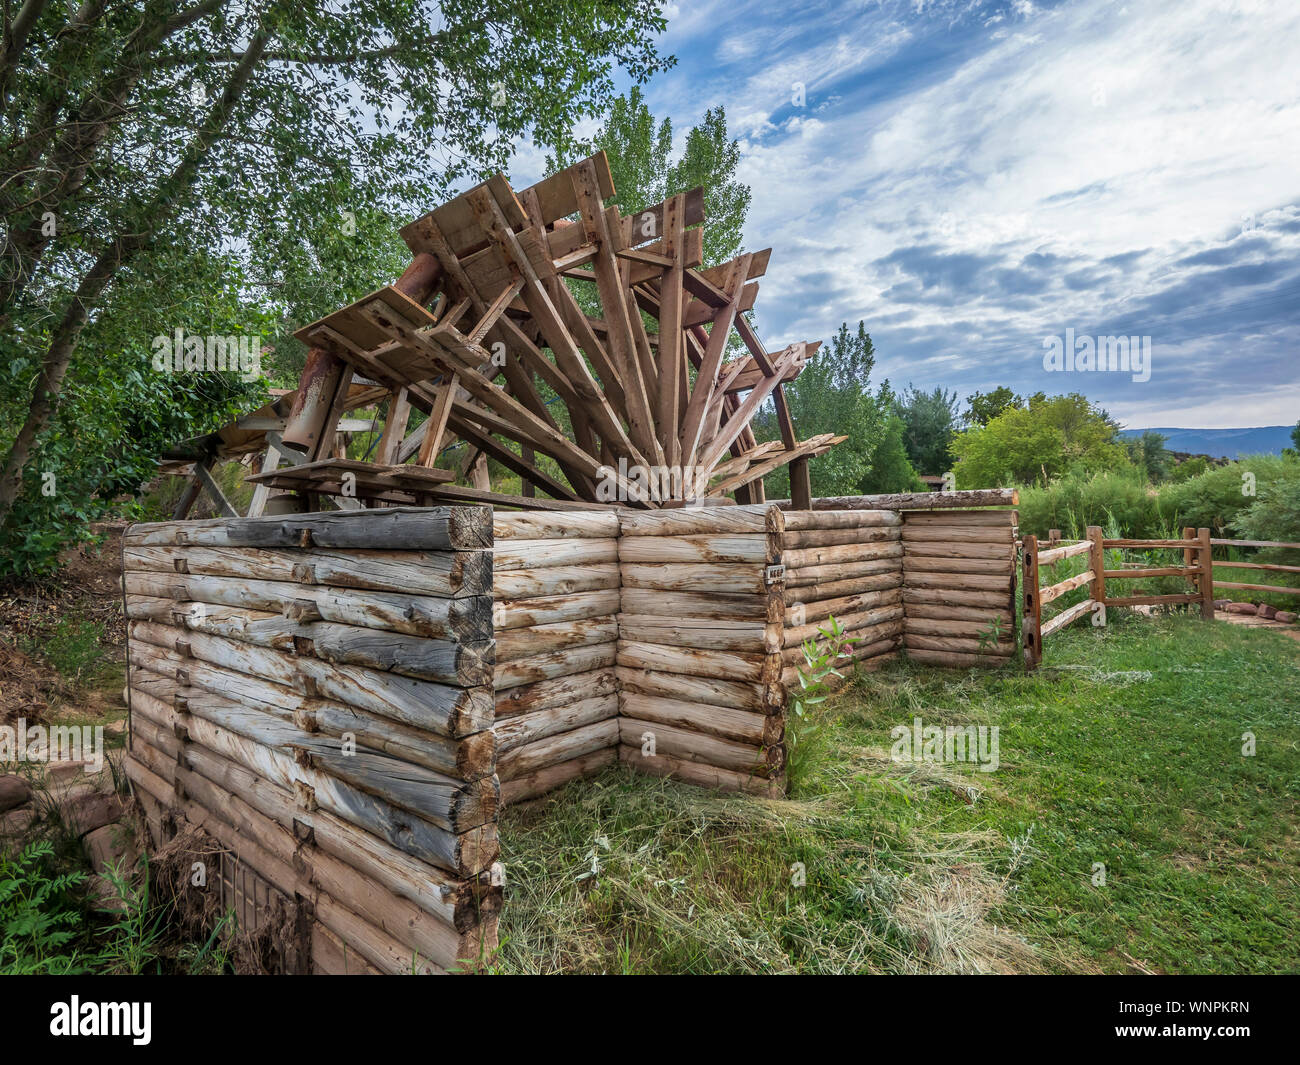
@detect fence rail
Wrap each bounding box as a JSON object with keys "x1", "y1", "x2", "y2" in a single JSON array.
[
  {"x1": 1022, "y1": 528, "x2": 1300, "y2": 667},
  {"x1": 1023, "y1": 525, "x2": 1212, "y2": 668}
]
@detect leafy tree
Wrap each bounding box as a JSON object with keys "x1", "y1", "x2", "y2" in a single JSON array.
[
  {"x1": 1125, "y1": 430, "x2": 1171, "y2": 483},
  {"x1": 898, "y1": 385, "x2": 959, "y2": 475},
  {"x1": 550, "y1": 84, "x2": 750, "y2": 269},
  {"x1": 758, "y1": 322, "x2": 920, "y2": 498},
  {"x1": 963, "y1": 386, "x2": 1022, "y2": 427},
  {"x1": 0, "y1": 0, "x2": 672, "y2": 528},
  {"x1": 950, "y1": 392, "x2": 1126, "y2": 488},
  {"x1": 1285, "y1": 419, "x2": 1300, "y2": 458},
  {"x1": 0, "y1": 245, "x2": 268, "y2": 575},
  {"x1": 858, "y1": 414, "x2": 923, "y2": 495}
]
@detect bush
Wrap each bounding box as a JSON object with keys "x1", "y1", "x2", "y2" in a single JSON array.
[
  {"x1": 1157, "y1": 454, "x2": 1300, "y2": 536},
  {"x1": 1016, "y1": 466, "x2": 1161, "y2": 540},
  {"x1": 1229, "y1": 472, "x2": 1300, "y2": 543}
]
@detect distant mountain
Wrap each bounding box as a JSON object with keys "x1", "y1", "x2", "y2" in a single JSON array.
[{"x1": 1119, "y1": 426, "x2": 1294, "y2": 459}]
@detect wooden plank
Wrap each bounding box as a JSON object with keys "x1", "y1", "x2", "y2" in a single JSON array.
[
  {"x1": 1040, "y1": 598, "x2": 1095, "y2": 638},
  {"x1": 679, "y1": 255, "x2": 752, "y2": 466},
  {"x1": 126, "y1": 506, "x2": 490, "y2": 550}
]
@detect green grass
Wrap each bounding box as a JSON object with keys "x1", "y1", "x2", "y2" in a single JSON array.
[{"x1": 497, "y1": 614, "x2": 1300, "y2": 974}]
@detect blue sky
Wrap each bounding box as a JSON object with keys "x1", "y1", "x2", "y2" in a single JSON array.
[{"x1": 512, "y1": 0, "x2": 1300, "y2": 430}]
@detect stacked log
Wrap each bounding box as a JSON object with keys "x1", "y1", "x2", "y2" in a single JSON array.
[
  {"x1": 776, "y1": 508, "x2": 904, "y2": 687},
  {"x1": 492, "y1": 512, "x2": 621, "y2": 804},
  {"x1": 615, "y1": 508, "x2": 786, "y2": 797},
  {"x1": 122, "y1": 507, "x2": 501, "y2": 975},
  {"x1": 901, "y1": 509, "x2": 1017, "y2": 667}
]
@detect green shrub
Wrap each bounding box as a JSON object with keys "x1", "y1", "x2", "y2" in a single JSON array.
[
  {"x1": 0, "y1": 841, "x2": 89, "y2": 974},
  {"x1": 1016, "y1": 466, "x2": 1160, "y2": 539},
  {"x1": 1157, "y1": 454, "x2": 1299, "y2": 536}
]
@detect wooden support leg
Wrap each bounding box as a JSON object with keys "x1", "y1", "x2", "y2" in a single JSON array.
[
  {"x1": 172, "y1": 457, "x2": 211, "y2": 519},
  {"x1": 789, "y1": 455, "x2": 812, "y2": 512},
  {"x1": 521, "y1": 445, "x2": 536, "y2": 497}
]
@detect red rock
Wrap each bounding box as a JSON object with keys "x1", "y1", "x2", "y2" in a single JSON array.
[
  {"x1": 0, "y1": 775, "x2": 31, "y2": 813},
  {"x1": 60, "y1": 786, "x2": 124, "y2": 838},
  {"x1": 0, "y1": 805, "x2": 37, "y2": 842}
]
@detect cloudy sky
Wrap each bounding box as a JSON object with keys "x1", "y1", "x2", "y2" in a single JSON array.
[{"x1": 511, "y1": 0, "x2": 1299, "y2": 430}]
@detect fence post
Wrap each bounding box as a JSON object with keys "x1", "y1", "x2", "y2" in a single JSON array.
[
  {"x1": 1198, "y1": 527, "x2": 1215, "y2": 619},
  {"x1": 1087, "y1": 526, "x2": 1105, "y2": 622},
  {"x1": 1022, "y1": 534, "x2": 1041, "y2": 669}
]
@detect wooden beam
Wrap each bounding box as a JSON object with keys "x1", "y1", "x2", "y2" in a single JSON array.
[
  {"x1": 417, "y1": 376, "x2": 458, "y2": 468},
  {"x1": 373, "y1": 388, "x2": 411, "y2": 466},
  {"x1": 656, "y1": 193, "x2": 685, "y2": 469},
  {"x1": 571, "y1": 161, "x2": 662, "y2": 465},
  {"x1": 194, "y1": 460, "x2": 238, "y2": 518},
  {"x1": 679, "y1": 254, "x2": 752, "y2": 466}
]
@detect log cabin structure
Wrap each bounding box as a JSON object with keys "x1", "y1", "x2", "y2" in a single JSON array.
[{"x1": 122, "y1": 492, "x2": 1018, "y2": 973}]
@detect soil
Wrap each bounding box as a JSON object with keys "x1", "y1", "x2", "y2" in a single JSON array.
[{"x1": 0, "y1": 522, "x2": 128, "y2": 724}]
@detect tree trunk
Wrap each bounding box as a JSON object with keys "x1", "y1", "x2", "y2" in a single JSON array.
[{"x1": 0, "y1": 26, "x2": 269, "y2": 525}]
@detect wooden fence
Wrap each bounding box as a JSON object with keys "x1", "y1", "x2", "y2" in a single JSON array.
[
  {"x1": 1206, "y1": 537, "x2": 1300, "y2": 599},
  {"x1": 1019, "y1": 526, "x2": 1300, "y2": 667}
]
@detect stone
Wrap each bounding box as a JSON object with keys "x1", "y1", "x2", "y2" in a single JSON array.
[{"x1": 0, "y1": 774, "x2": 32, "y2": 813}]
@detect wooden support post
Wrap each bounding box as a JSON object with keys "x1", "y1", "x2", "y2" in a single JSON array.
[
  {"x1": 1022, "y1": 534, "x2": 1041, "y2": 669},
  {"x1": 1087, "y1": 526, "x2": 1106, "y2": 621},
  {"x1": 461, "y1": 449, "x2": 490, "y2": 491},
  {"x1": 194, "y1": 460, "x2": 238, "y2": 518},
  {"x1": 374, "y1": 388, "x2": 412, "y2": 466},
  {"x1": 172, "y1": 457, "x2": 210, "y2": 519},
  {"x1": 416, "y1": 376, "x2": 457, "y2": 469},
  {"x1": 1182, "y1": 526, "x2": 1197, "y2": 606},
  {"x1": 1198, "y1": 527, "x2": 1215, "y2": 619},
  {"x1": 247, "y1": 444, "x2": 280, "y2": 518},
  {"x1": 521, "y1": 446, "x2": 536, "y2": 497},
  {"x1": 788, "y1": 454, "x2": 812, "y2": 512}
]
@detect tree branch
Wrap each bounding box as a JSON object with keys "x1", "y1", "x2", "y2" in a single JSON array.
[{"x1": 0, "y1": 23, "x2": 271, "y2": 523}]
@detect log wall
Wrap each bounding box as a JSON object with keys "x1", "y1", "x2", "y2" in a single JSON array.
[
  {"x1": 613, "y1": 507, "x2": 788, "y2": 797},
  {"x1": 123, "y1": 498, "x2": 1021, "y2": 974},
  {"x1": 491, "y1": 512, "x2": 621, "y2": 804},
  {"x1": 122, "y1": 507, "x2": 502, "y2": 975},
  {"x1": 900, "y1": 509, "x2": 1018, "y2": 668},
  {"x1": 777, "y1": 507, "x2": 905, "y2": 687}
]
